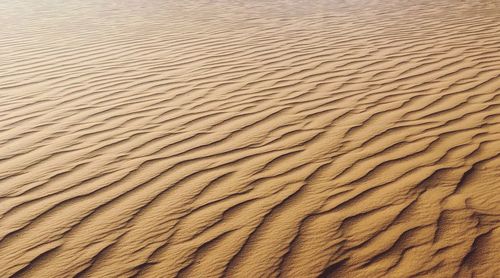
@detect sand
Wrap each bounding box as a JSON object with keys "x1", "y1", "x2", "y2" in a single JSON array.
[{"x1": 1, "y1": 0, "x2": 500, "y2": 277}]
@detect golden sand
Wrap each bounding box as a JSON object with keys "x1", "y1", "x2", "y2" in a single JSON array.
[{"x1": 1, "y1": 0, "x2": 500, "y2": 277}]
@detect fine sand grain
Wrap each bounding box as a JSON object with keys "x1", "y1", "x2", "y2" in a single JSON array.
[{"x1": 1, "y1": 0, "x2": 500, "y2": 277}]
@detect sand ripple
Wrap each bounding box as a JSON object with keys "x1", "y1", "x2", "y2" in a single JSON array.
[{"x1": 1, "y1": 0, "x2": 500, "y2": 277}]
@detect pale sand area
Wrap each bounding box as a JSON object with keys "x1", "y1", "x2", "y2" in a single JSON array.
[{"x1": 1, "y1": 0, "x2": 500, "y2": 277}]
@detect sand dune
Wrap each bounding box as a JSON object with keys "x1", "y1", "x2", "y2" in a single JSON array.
[{"x1": 1, "y1": 0, "x2": 500, "y2": 277}]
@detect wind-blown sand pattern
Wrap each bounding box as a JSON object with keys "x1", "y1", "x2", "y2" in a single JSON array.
[{"x1": 1, "y1": 0, "x2": 500, "y2": 277}]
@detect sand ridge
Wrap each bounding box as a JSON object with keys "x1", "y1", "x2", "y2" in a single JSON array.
[{"x1": 1, "y1": 0, "x2": 500, "y2": 277}]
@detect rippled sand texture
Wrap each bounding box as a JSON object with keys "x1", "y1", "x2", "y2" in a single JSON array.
[{"x1": 1, "y1": 0, "x2": 500, "y2": 277}]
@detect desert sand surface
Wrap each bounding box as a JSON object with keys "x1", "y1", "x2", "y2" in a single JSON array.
[{"x1": 1, "y1": 0, "x2": 500, "y2": 277}]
